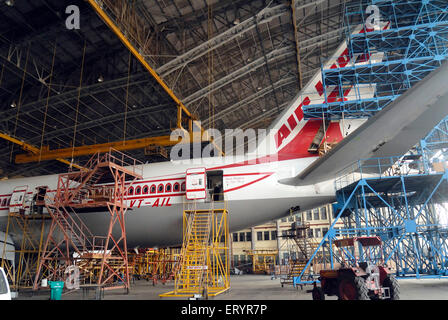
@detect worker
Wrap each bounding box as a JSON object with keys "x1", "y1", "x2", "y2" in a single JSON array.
[{"x1": 213, "y1": 182, "x2": 222, "y2": 201}]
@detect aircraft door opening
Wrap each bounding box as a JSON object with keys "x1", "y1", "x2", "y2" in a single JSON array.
[
  {"x1": 206, "y1": 170, "x2": 223, "y2": 202},
  {"x1": 32, "y1": 186, "x2": 48, "y2": 215}
]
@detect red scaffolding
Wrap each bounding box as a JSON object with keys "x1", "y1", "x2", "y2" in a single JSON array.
[{"x1": 33, "y1": 149, "x2": 143, "y2": 292}]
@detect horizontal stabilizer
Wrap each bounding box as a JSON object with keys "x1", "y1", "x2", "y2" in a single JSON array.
[{"x1": 280, "y1": 61, "x2": 448, "y2": 186}]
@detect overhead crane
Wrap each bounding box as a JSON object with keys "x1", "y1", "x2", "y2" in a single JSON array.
[
  {"x1": 15, "y1": 133, "x2": 189, "y2": 164},
  {"x1": 4, "y1": 0, "x2": 224, "y2": 167},
  {"x1": 0, "y1": 132, "x2": 84, "y2": 170}
]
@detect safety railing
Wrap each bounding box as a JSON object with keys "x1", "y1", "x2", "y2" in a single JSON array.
[
  {"x1": 103, "y1": 148, "x2": 144, "y2": 178},
  {"x1": 334, "y1": 154, "x2": 448, "y2": 190}
]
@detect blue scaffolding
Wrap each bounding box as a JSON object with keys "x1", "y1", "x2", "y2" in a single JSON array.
[
  {"x1": 293, "y1": 116, "x2": 448, "y2": 286},
  {"x1": 302, "y1": 0, "x2": 448, "y2": 119}
]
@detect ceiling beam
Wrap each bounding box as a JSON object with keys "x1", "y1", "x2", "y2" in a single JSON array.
[
  {"x1": 183, "y1": 45, "x2": 294, "y2": 105},
  {"x1": 14, "y1": 134, "x2": 188, "y2": 164},
  {"x1": 0, "y1": 132, "x2": 84, "y2": 169}
]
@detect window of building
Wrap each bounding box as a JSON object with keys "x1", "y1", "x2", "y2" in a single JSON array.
[
  {"x1": 165, "y1": 183, "x2": 172, "y2": 192},
  {"x1": 257, "y1": 232, "x2": 263, "y2": 241},
  {"x1": 142, "y1": 185, "x2": 148, "y2": 194},
  {"x1": 264, "y1": 231, "x2": 270, "y2": 241},
  {"x1": 240, "y1": 255, "x2": 247, "y2": 264},
  {"x1": 173, "y1": 183, "x2": 180, "y2": 192},
  {"x1": 291, "y1": 252, "x2": 297, "y2": 261},
  {"x1": 322, "y1": 228, "x2": 329, "y2": 237},
  {"x1": 135, "y1": 186, "x2": 141, "y2": 195},
  {"x1": 314, "y1": 228, "x2": 322, "y2": 238},
  {"x1": 308, "y1": 228, "x2": 313, "y2": 238},
  {"x1": 271, "y1": 231, "x2": 277, "y2": 240},
  {"x1": 239, "y1": 232, "x2": 245, "y2": 242},
  {"x1": 233, "y1": 255, "x2": 239, "y2": 265},
  {"x1": 288, "y1": 216, "x2": 294, "y2": 222},
  {"x1": 246, "y1": 232, "x2": 252, "y2": 242},
  {"x1": 282, "y1": 230, "x2": 287, "y2": 237},
  {"x1": 306, "y1": 211, "x2": 312, "y2": 221},
  {"x1": 157, "y1": 184, "x2": 164, "y2": 193},
  {"x1": 295, "y1": 215, "x2": 302, "y2": 224},
  {"x1": 281, "y1": 217, "x2": 287, "y2": 223},
  {"x1": 150, "y1": 185, "x2": 156, "y2": 194},
  {"x1": 313, "y1": 209, "x2": 320, "y2": 220},
  {"x1": 321, "y1": 207, "x2": 328, "y2": 220},
  {"x1": 232, "y1": 233, "x2": 238, "y2": 242}
]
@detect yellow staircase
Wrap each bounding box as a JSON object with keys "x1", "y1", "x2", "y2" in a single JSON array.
[
  {"x1": 161, "y1": 204, "x2": 230, "y2": 298},
  {"x1": 175, "y1": 210, "x2": 212, "y2": 294}
]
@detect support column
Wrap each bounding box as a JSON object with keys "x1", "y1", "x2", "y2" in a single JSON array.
[
  {"x1": 251, "y1": 227, "x2": 256, "y2": 251},
  {"x1": 276, "y1": 220, "x2": 281, "y2": 263}
]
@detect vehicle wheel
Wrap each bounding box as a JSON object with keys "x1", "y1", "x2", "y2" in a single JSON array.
[
  {"x1": 338, "y1": 275, "x2": 369, "y2": 300},
  {"x1": 312, "y1": 286, "x2": 325, "y2": 300},
  {"x1": 383, "y1": 275, "x2": 400, "y2": 300}
]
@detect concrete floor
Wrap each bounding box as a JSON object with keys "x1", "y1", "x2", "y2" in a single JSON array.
[{"x1": 15, "y1": 275, "x2": 448, "y2": 300}]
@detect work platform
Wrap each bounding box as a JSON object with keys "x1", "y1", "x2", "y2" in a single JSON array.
[
  {"x1": 160, "y1": 200, "x2": 230, "y2": 298},
  {"x1": 302, "y1": 0, "x2": 448, "y2": 119},
  {"x1": 291, "y1": 110, "x2": 448, "y2": 285},
  {"x1": 33, "y1": 149, "x2": 143, "y2": 292}
]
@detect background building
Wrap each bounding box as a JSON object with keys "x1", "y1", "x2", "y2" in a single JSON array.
[{"x1": 230, "y1": 204, "x2": 344, "y2": 270}]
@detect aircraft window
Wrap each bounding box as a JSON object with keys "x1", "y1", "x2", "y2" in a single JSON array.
[
  {"x1": 6, "y1": 199, "x2": 10, "y2": 206},
  {"x1": 135, "y1": 186, "x2": 141, "y2": 195},
  {"x1": 128, "y1": 187, "x2": 134, "y2": 195},
  {"x1": 1, "y1": 199, "x2": 5, "y2": 207},
  {"x1": 150, "y1": 185, "x2": 156, "y2": 194},
  {"x1": 181, "y1": 182, "x2": 186, "y2": 191},
  {"x1": 173, "y1": 183, "x2": 180, "y2": 192},
  {"x1": 165, "y1": 184, "x2": 172, "y2": 192},
  {"x1": 157, "y1": 184, "x2": 164, "y2": 193},
  {"x1": 143, "y1": 185, "x2": 148, "y2": 194}
]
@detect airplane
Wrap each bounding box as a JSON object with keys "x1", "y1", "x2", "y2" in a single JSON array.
[{"x1": 1, "y1": 23, "x2": 448, "y2": 250}]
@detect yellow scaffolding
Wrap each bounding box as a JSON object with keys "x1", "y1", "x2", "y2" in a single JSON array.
[
  {"x1": 1, "y1": 212, "x2": 50, "y2": 290},
  {"x1": 160, "y1": 200, "x2": 229, "y2": 298},
  {"x1": 129, "y1": 247, "x2": 180, "y2": 284},
  {"x1": 245, "y1": 249, "x2": 278, "y2": 275}
]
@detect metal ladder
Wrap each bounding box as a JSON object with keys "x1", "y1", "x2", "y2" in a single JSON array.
[{"x1": 174, "y1": 209, "x2": 212, "y2": 295}]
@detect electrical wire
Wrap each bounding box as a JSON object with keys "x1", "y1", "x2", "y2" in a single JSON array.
[{"x1": 71, "y1": 41, "x2": 87, "y2": 168}]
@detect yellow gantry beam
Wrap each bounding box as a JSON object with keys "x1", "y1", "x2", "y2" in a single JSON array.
[
  {"x1": 87, "y1": 0, "x2": 192, "y2": 118},
  {"x1": 291, "y1": 0, "x2": 303, "y2": 89},
  {"x1": 15, "y1": 134, "x2": 187, "y2": 164},
  {"x1": 9, "y1": 0, "x2": 225, "y2": 166},
  {"x1": 0, "y1": 132, "x2": 84, "y2": 169},
  {"x1": 86, "y1": 0, "x2": 223, "y2": 156}
]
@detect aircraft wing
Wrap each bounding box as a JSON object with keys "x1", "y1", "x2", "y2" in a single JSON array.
[{"x1": 280, "y1": 61, "x2": 448, "y2": 186}]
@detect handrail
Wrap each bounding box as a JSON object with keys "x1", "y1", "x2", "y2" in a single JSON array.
[{"x1": 334, "y1": 154, "x2": 448, "y2": 190}]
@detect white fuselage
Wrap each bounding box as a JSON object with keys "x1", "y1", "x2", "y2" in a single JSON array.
[
  {"x1": 0, "y1": 155, "x2": 336, "y2": 247},
  {"x1": 0, "y1": 22, "x2": 382, "y2": 248}
]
